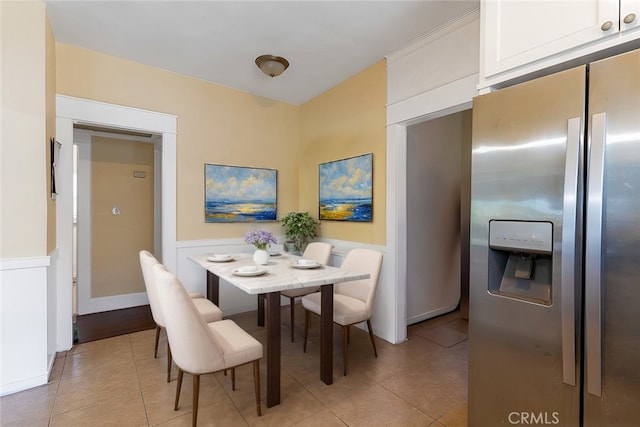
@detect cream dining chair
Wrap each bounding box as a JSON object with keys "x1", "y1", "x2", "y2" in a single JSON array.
[
  {"x1": 280, "y1": 242, "x2": 332, "y2": 342},
  {"x1": 139, "y1": 250, "x2": 223, "y2": 382},
  {"x1": 153, "y1": 264, "x2": 263, "y2": 425},
  {"x1": 302, "y1": 248, "x2": 383, "y2": 376}
]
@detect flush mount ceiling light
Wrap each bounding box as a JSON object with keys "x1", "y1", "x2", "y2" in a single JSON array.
[{"x1": 255, "y1": 54, "x2": 290, "y2": 78}]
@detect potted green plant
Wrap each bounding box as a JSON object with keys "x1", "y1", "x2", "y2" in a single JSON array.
[{"x1": 280, "y1": 212, "x2": 320, "y2": 254}]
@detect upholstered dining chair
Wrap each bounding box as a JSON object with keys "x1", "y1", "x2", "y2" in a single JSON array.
[
  {"x1": 301, "y1": 248, "x2": 383, "y2": 376},
  {"x1": 153, "y1": 264, "x2": 263, "y2": 425},
  {"x1": 280, "y1": 242, "x2": 332, "y2": 342},
  {"x1": 139, "y1": 250, "x2": 223, "y2": 381}
]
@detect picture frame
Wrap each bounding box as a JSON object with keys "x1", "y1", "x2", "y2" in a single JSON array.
[
  {"x1": 50, "y1": 137, "x2": 61, "y2": 200},
  {"x1": 319, "y1": 153, "x2": 373, "y2": 222},
  {"x1": 204, "y1": 163, "x2": 277, "y2": 223}
]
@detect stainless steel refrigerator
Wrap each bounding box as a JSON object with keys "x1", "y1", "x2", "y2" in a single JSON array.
[{"x1": 469, "y1": 48, "x2": 640, "y2": 426}]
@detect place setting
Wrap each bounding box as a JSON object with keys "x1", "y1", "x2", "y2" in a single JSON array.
[
  {"x1": 290, "y1": 258, "x2": 322, "y2": 269},
  {"x1": 207, "y1": 253, "x2": 235, "y2": 263},
  {"x1": 232, "y1": 265, "x2": 269, "y2": 277}
]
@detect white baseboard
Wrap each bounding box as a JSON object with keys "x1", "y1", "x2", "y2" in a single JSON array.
[
  {"x1": 407, "y1": 303, "x2": 459, "y2": 326},
  {"x1": 77, "y1": 292, "x2": 149, "y2": 315}
]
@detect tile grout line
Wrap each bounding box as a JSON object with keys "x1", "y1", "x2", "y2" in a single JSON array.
[
  {"x1": 47, "y1": 352, "x2": 66, "y2": 426},
  {"x1": 131, "y1": 333, "x2": 152, "y2": 426}
]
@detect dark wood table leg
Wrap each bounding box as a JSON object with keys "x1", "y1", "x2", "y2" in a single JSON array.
[
  {"x1": 206, "y1": 271, "x2": 219, "y2": 305},
  {"x1": 265, "y1": 292, "x2": 281, "y2": 407},
  {"x1": 320, "y1": 283, "x2": 334, "y2": 385},
  {"x1": 257, "y1": 294, "x2": 265, "y2": 327}
]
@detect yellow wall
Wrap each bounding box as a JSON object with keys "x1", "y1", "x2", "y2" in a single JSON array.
[
  {"x1": 90, "y1": 137, "x2": 154, "y2": 298},
  {"x1": 299, "y1": 61, "x2": 386, "y2": 245},
  {"x1": 0, "y1": 1, "x2": 48, "y2": 258},
  {"x1": 56, "y1": 44, "x2": 299, "y2": 241},
  {"x1": 46, "y1": 10, "x2": 56, "y2": 255},
  {"x1": 55, "y1": 44, "x2": 387, "y2": 247}
]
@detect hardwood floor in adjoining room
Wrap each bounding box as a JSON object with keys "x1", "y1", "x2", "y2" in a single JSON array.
[
  {"x1": 0, "y1": 307, "x2": 468, "y2": 426},
  {"x1": 75, "y1": 305, "x2": 156, "y2": 344}
]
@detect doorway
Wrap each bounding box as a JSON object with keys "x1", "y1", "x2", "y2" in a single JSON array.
[
  {"x1": 73, "y1": 128, "x2": 160, "y2": 316},
  {"x1": 405, "y1": 110, "x2": 472, "y2": 325},
  {"x1": 55, "y1": 95, "x2": 177, "y2": 351}
]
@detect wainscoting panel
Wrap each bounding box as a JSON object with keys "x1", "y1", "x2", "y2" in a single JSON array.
[{"x1": 0, "y1": 256, "x2": 50, "y2": 396}]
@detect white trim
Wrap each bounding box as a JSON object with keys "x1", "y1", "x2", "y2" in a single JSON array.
[
  {"x1": 386, "y1": 8, "x2": 480, "y2": 64},
  {"x1": 79, "y1": 292, "x2": 150, "y2": 314},
  {"x1": 408, "y1": 304, "x2": 459, "y2": 325},
  {"x1": 56, "y1": 95, "x2": 176, "y2": 134},
  {"x1": 55, "y1": 95, "x2": 177, "y2": 349},
  {"x1": 0, "y1": 256, "x2": 50, "y2": 270},
  {"x1": 387, "y1": 74, "x2": 477, "y2": 126},
  {"x1": 0, "y1": 373, "x2": 50, "y2": 397},
  {"x1": 386, "y1": 124, "x2": 407, "y2": 343},
  {"x1": 55, "y1": 117, "x2": 74, "y2": 350},
  {"x1": 160, "y1": 132, "x2": 177, "y2": 272},
  {"x1": 385, "y1": 13, "x2": 480, "y2": 344}
]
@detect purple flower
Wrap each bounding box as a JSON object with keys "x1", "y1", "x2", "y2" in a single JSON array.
[{"x1": 245, "y1": 229, "x2": 277, "y2": 250}]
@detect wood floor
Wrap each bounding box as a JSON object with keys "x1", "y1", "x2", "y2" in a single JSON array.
[{"x1": 74, "y1": 305, "x2": 155, "y2": 344}]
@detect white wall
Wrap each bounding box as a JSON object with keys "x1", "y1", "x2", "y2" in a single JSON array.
[{"x1": 406, "y1": 113, "x2": 467, "y2": 324}]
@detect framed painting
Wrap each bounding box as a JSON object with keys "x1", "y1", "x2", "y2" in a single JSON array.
[
  {"x1": 205, "y1": 163, "x2": 277, "y2": 223},
  {"x1": 319, "y1": 153, "x2": 373, "y2": 222}
]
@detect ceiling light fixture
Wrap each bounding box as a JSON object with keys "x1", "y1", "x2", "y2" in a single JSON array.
[{"x1": 255, "y1": 54, "x2": 290, "y2": 78}]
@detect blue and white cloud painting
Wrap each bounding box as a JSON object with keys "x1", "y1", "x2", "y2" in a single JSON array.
[
  {"x1": 319, "y1": 153, "x2": 372, "y2": 222},
  {"x1": 205, "y1": 164, "x2": 277, "y2": 222}
]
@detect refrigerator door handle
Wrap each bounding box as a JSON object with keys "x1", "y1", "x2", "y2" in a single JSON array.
[
  {"x1": 561, "y1": 118, "x2": 581, "y2": 387},
  {"x1": 586, "y1": 112, "x2": 606, "y2": 397}
]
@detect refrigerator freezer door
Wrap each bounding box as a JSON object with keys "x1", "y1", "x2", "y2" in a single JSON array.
[
  {"x1": 584, "y1": 48, "x2": 640, "y2": 426},
  {"x1": 469, "y1": 66, "x2": 585, "y2": 426}
]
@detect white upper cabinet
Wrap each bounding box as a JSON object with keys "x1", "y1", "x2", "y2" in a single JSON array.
[
  {"x1": 480, "y1": 0, "x2": 640, "y2": 89},
  {"x1": 621, "y1": 0, "x2": 640, "y2": 33}
]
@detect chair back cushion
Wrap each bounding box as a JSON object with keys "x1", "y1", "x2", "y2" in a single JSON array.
[
  {"x1": 153, "y1": 264, "x2": 226, "y2": 373},
  {"x1": 302, "y1": 242, "x2": 332, "y2": 265},
  {"x1": 139, "y1": 250, "x2": 164, "y2": 326},
  {"x1": 335, "y1": 248, "x2": 383, "y2": 316}
]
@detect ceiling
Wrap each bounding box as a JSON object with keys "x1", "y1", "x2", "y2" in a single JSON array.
[{"x1": 44, "y1": 0, "x2": 479, "y2": 105}]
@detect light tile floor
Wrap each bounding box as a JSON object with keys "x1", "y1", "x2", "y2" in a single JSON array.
[{"x1": 0, "y1": 307, "x2": 468, "y2": 426}]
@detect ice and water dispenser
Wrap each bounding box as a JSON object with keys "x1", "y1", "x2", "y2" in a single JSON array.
[{"x1": 488, "y1": 220, "x2": 553, "y2": 305}]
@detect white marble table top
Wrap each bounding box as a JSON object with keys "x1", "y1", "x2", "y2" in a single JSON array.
[{"x1": 189, "y1": 252, "x2": 370, "y2": 294}]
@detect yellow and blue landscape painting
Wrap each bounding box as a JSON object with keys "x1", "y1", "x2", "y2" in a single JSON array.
[
  {"x1": 319, "y1": 153, "x2": 372, "y2": 222},
  {"x1": 205, "y1": 164, "x2": 277, "y2": 223}
]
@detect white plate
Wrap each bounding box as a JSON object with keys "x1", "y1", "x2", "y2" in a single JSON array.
[
  {"x1": 291, "y1": 261, "x2": 321, "y2": 269},
  {"x1": 207, "y1": 255, "x2": 233, "y2": 262},
  {"x1": 269, "y1": 251, "x2": 282, "y2": 257},
  {"x1": 233, "y1": 268, "x2": 268, "y2": 277}
]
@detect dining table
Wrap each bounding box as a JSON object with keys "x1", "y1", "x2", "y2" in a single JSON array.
[{"x1": 188, "y1": 251, "x2": 370, "y2": 408}]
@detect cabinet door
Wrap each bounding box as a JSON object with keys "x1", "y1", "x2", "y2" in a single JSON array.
[
  {"x1": 621, "y1": 0, "x2": 640, "y2": 34},
  {"x1": 483, "y1": 0, "x2": 619, "y2": 78}
]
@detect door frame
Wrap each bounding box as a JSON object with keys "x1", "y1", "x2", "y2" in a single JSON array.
[{"x1": 55, "y1": 95, "x2": 177, "y2": 350}]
